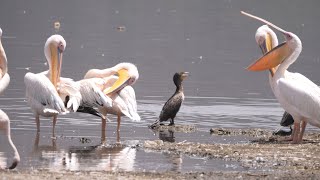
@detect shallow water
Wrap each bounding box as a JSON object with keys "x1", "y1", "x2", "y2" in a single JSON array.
[{"x1": 1, "y1": 0, "x2": 320, "y2": 173}]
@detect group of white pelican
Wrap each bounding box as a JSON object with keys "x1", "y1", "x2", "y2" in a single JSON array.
[
  {"x1": 0, "y1": 29, "x2": 140, "y2": 169},
  {"x1": 2, "y1": 11, "x2": 320, "y2": 169}
]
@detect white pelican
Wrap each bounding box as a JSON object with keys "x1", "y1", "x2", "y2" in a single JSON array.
[
  {"x1": 0, "y1": 28, "x2": 9, "y2": 94},
  {"x1": 24, "y1": 35, "x2": 81, "y2": 136},
  {"x1": 81, "y1": 62, "x2": 140, "y2": 143},
  {"x1": 242, "y1": 11, "x2": 320, "y2": 143},
  {"x1": 255, "y1": 25, "x2": 295, "y2": 134},
  {"x1": 0, "y1": 28, "x2": 20, "y2": 169}
]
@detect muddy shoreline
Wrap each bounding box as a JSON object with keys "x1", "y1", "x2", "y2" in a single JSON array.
[
  {"x1": 2, "y1": 128, "x2": 320, "y2": 179},
  {"x1": 1, "y1": 170, "x2": 320, "y2": 180}
]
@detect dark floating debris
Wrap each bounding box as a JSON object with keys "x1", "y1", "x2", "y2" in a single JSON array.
[{"x1": 79, "y1": 137, "x2": 92, "y2": 144}]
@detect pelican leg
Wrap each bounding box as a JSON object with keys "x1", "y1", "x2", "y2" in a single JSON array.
[
  {"x1": 298, "y1": 120, "x2": 307, "y2": 143},
  {"x1": 101, "y1": 116, "x2": 106, "y2": 145},
  {"x1": 292, "y1": 122, "x2": 301, "y2": 144},
  {"x1": 116, "y1": 113, "x2": 121, "y2": 144},
  {"x1": 290, "y1": 125, "x2": 295, "y2": 140},
  {"x1": 52, "y1": 115, "x2": 57, "y2": 138},
  {"x1": 35, "y1": 114, "x2": 40, "y2": 132}
]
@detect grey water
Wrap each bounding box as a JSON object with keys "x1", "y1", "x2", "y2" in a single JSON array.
[{"x1": 1, "y1": 0, "x2": 320, "y2": 172}]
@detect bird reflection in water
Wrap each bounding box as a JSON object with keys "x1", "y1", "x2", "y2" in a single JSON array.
[
  {"x1": 64, "y1": 143, "x2": 137, "y2": 171},
  {"x1": 32, "y1": 132, "x2": 58, "y2": 168},
  {"x1": 31, "y1": 131, "x2": 137, "y2": 171},
  {"x1": 163, "y1": 152, "x2": 182, "y2": 171},
  {"x1": 158, "y1": 129, "x2": 175, "y2": 142}
]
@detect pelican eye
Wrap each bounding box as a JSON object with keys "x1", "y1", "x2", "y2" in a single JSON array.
[
  {"x1": 286, "y1": 33, "x2": 292, "y2": 39},
  {"x1": 58, "y1": 43, "x2": 65, "y2": 52}
]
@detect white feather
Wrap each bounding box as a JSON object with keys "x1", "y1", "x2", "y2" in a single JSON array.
[
  {"x1": 77, "y1": 79, "x2": 112, "y2": 108},
  {"x1": 58, "y1": 77, "x2": 82, "y2": 112},
  {"x1": 0, "y1": 73, "x2": 9, "y2": 95},
  {"x1": 24, "y1": 72, "x2": 67, "y2": 116}
]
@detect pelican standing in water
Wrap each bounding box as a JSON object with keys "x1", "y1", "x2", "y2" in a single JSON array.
[
  {"x1": 151, "y1": 72, "x2": 189, "y2": 127},
  {"x1": 77, "y1": 62, "x2": 140, "y2": 143},
  {"x1": 255, "y1": 25, "x2": 294, "y2": 134},
  {"x1": 242, "y1": 11, "x2": 320, "y2": 143},
  {"x1": 24, "y1": 35, "x2": 80, "y2": 137},
  {"x1": 0, "y1": 28, "x2": 20, "y2": 169}
]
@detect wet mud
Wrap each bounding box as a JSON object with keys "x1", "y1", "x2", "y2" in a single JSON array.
[
  {"x1": 149, "y1": 124, "x2": 197, "y2": 133},
  {"x1": 143, "y1": 128, "x2": 320, "y2": 178}
]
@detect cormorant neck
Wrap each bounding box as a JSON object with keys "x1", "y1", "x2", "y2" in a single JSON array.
[{"x1": 175, "y1": 83, "x2": 183, "y2": 93}]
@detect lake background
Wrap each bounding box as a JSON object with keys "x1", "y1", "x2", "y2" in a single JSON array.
[{"x1": 1, "y1": 0, "x2": 320, "y2": 172}]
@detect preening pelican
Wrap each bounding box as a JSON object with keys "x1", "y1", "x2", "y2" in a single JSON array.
[
  {"x1": 78, "y1": 62, "x2": 140, "y2": 143},
  {"x1": 255, "y1": 25, "x2": 294, "y2": 133},
  {"x1": 243, "y1": 11, "x2": 320, "y2": 143},
  {"x1": 24, "y1": 35, "x2": 80, "y2": 136},
  {"x1": 0, "y1": 28, "x2": 20, "y2": 169}
]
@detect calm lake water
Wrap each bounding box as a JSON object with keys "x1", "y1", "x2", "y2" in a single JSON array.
[{"x1": 1, "y1": 0, "x2": 320, "y2": 172}]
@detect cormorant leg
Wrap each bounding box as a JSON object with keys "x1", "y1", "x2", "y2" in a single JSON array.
[
  {"x1": 101, "y1": 116, "x2": 106, "y2": 145},
  {"x1": 116, "y1": 113, "x2": 121, "y2": 144},
  {"x1": 35, "y1": 114, "x2": 40, "y2": 132},
  {"x1": 52, "y1": 115, "x2": 57, "y2": 138},
  {"x1": 298, "y1": 120, "x2": 307, "y2": 143},
  {"x1": 168, "y1": 118, "x2": 175, "y2": 126},
  {"x1": 292, "y1": 122, "x2": 301, "y2": 144}
]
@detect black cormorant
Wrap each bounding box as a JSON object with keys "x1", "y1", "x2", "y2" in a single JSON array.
[
  {"x1": 280, "y1": 111, "x2": 294, "y2": 127},
  {"x1": 273, "y1": 111, "x2": 294, "y2": 136},
  {"x1": 150, "y1": 72, "x2": 189, "y2": 127}
]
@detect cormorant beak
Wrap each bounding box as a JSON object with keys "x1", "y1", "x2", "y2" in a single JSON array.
[
  {"x1": 181, "y1": 72, "x2": 189, "y2": 80},
  {"x1": 103, "y1": 69, "x2": 131, "y2": 95},
  {"x1": 247, "y1": 42, "x2": 291, "y2": 71}
]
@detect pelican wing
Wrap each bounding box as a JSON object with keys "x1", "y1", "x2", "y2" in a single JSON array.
[
  {"x1": 24, "y1": 72, "x2": 67, "y2": 114},
  {"x1": 279, "y1": 73, "x2": 320, "y2": 121},
  {"x1": 117, "y1": 86, "x2": 140, "y2": 121},
  {"x1": 77, "y1": 79, "x2": 112, "y2": 108},
  {"x1": 101, "y1": 76, "x2": 140, "y2": 121},
  {"x1": 58, "y1": 77, "x2": 82, "y2": 112}
]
